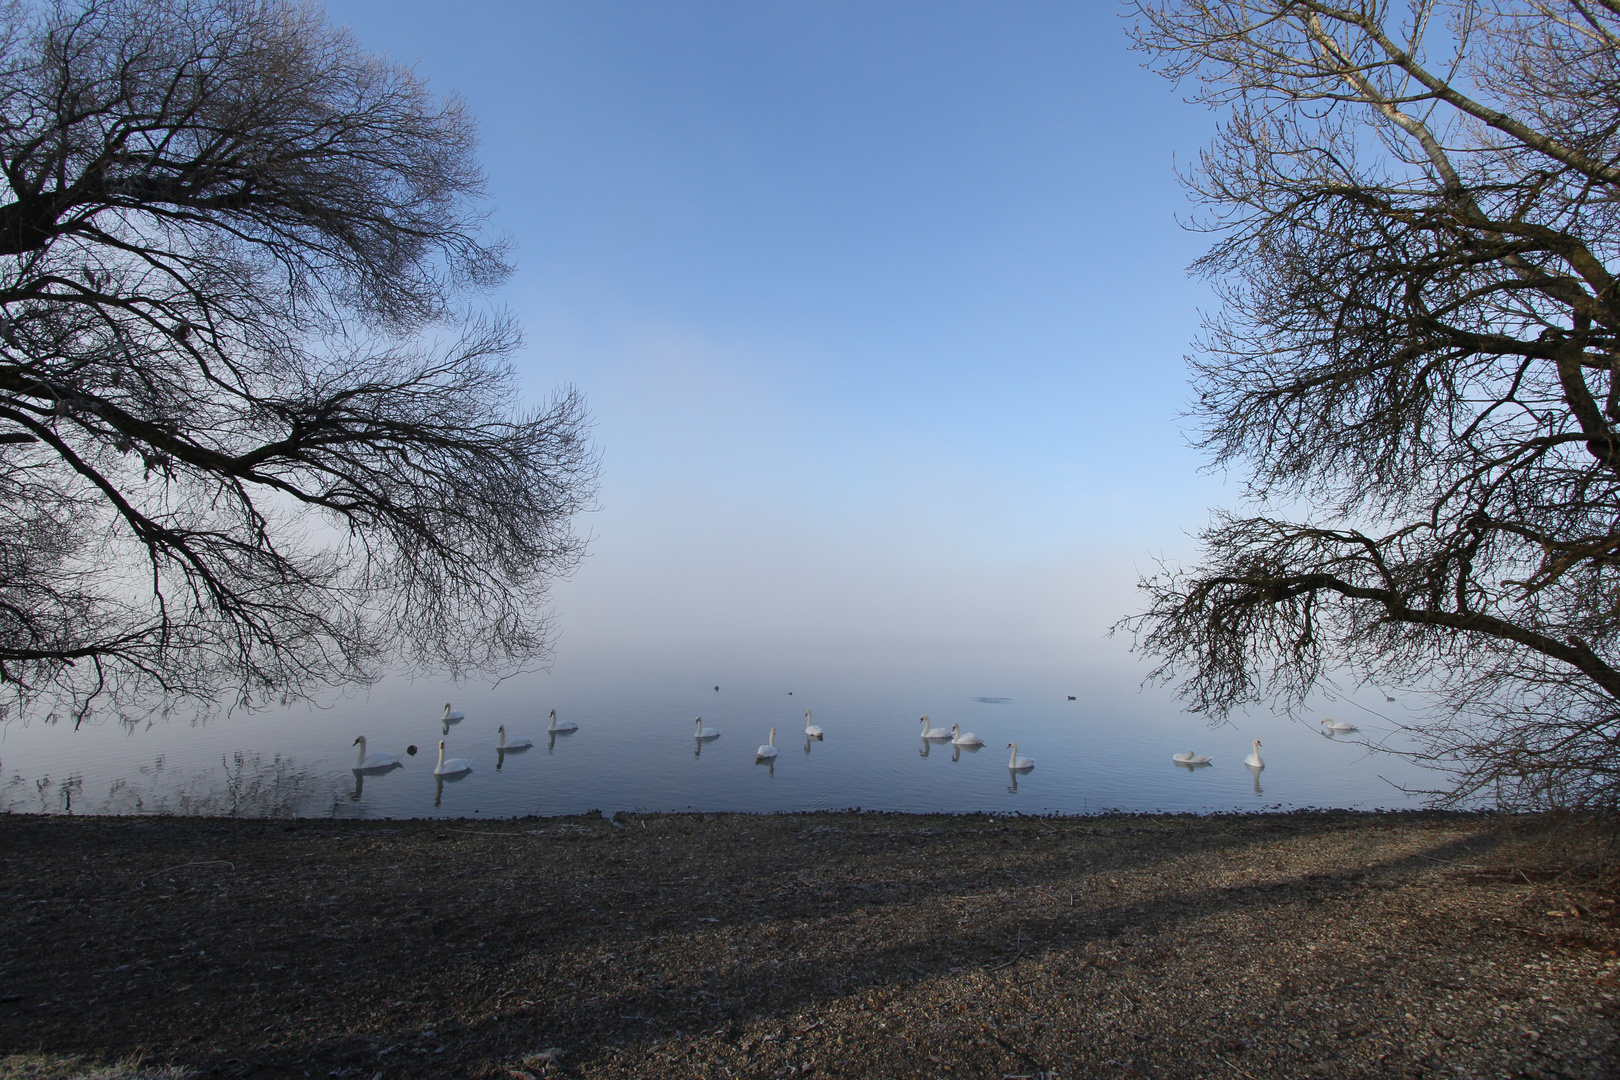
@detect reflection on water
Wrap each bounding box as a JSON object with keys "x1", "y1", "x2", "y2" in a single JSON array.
[
  {"x1": 1248, "y1": 764, "x2": 1264, "y2": 794},
  {"x1": 0, "y1": 665, "x2": 1441, "y2": 819},
  {"x1": 79, "y1": 751, "x2": 342, "y2": 818}
]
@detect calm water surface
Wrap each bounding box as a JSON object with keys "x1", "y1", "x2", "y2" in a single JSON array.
[{"x1": 1, "y1": 664, "x2": 1438, "y2": 818}]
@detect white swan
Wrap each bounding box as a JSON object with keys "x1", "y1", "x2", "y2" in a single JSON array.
[
  {"x1": 694, "y1": 717, "x2": 720, "y2": 739},
  {"x1": 497, "y1": 725, "x2": 533, "y2": 750},
  {"x1": 1172, "y1": 751, "x2": 1212, "y2": 765},
  {"x1": 441, "y1": 703, "x2": 464, "y2": 722},
  {"x1": 1244, "y1": 739, "x2": 1264, "y2": 768},
  {"x1": 920, "y1": 716, "x2": 951, "y2": 739},
  {"x1": 547, "y1": 709, "x2": 578, "y2": 734},
  {"x1": 804, "y1": 710, "x2": 823, "y2": 739},
  {"x1": 351, "y1": 736, "x2": 403, "y2": 770},
  {"x1": 950, "y1": 724, "x2": 984, "y2": 747},
  {"x1": 1320, "y1": 718, "x2": 1358, "y2": 733},
  {"x1": 757, "y1": 727, "x2": 778, "y2": 760},
  {"x1": 1007, "y1": 742, "x2": 1034, "y2": 771},
  {"x1": 433, "y1": 740, "x2": 472, "y2": 776}
]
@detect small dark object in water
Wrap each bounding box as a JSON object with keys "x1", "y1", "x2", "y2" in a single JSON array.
[
  {"x1": 1067, "y1": 695, "x2": 1076, "y2": 700},
  {"x1": 714, "y1": 685, "x2": 720, "y2": 692},
  {"x1": 406, "y1": 745, "x2": 418, "y2": 756},
  {"x1": 787, "y1": 691, "x2": 793, "y2": 695},
  {"x1": 1385, "y1": 696, "x2": 1396, "y2": 702}
]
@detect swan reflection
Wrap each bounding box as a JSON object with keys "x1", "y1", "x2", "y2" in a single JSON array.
[
  {"x1": 803, "y1": 735, "x2": 815, "y2": 756},
  {"x1": 1247, "y1": 765, "x2": 1264, "y2": 794},
  {"x1": 1174, "y1": 759, "x2": 1214, "y2": 772},
  {"x1": 757, "y1": 755, "x2": 775, "y2": 776},
  {"x1": 1007, "y1": 769, "x2": 1020, "y2": 794},
  {"x1": 431, "y1": 770, "x2": 472, "y2": 807},
  {"x1": 495, "y1": 745, "x2": 531, "y2": 771},
  {"x1": 919, "y1": 739, "x2": 931, "y2": 759}
]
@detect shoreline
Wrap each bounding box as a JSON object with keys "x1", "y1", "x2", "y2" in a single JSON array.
[{"x1": 3, "y1": 809, "x2": 1616, "y2": 1079}]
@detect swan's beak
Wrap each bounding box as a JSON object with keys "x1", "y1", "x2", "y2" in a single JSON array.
[{"x1": 352, "y1": 737, "x2": 361, "y2": 745}]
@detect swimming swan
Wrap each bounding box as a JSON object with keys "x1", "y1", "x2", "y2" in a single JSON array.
[
  {"x1": 352, "y1": 736, "x2": 402, "y2": 770},
  {"x1": 1172, "y1": 751, "x2": 1212, "y2": 765},
  {"x1": 1320, "y1": 718, "x2": 1358, "y2": 733},
  {"x1": 497, "y1": 725, "x2": 534, "y2": 750},
  {"x1": 757, "y1": 727, "x2": 779, "y2": 760},
  {"x1": 441, "y1": 703, "x2": 464, "y2": 722},
  {"x1": 547, "y1": 709, "x2": 578, "y2": 734},
  {"x1": 351, "y1": 736, "x2": 403, "y2": 771},
  {"x1": 804, "y1": 710, "x2": 823, "y2": 739},
  {"x1": 1007, "y1": 742, "x2": 1034, "y2": 771},
  {"x1": 694, "y1": 717, "x2": 720, "y2": 739},
  {"x1": 434, "y1": 740, "x2": 472, "y2": 776},
  {"x1": 951, "y1": 724, "x2": 984, "y2": 747},
  {"x1": 920, "y1": 716, "x2": 951, "y2": 739},
  {"x1": 1244, "y1": 740, "x2": 1264, "y2": 769}
]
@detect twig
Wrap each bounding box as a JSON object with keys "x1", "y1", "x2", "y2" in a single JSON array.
[
  {"x1": 990, "y1": 928, "x2": 1025, "y2": 972},
  {"x1": 1214, "y1": 1053, "x2": 1259, "y2": 1080},
  {"x1": 162, "y1": 860, "x2": 234, "y2": 872},
  {"x1": 1033, "y1": 888, "x2": 1064, "y2": 905}
]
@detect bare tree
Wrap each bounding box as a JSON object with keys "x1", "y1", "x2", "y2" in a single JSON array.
[
  {"x1": 0, "y1": 0, "x2": 596, "y2": 722},
  {"x1": 1123, "y1": 1, "x2": 1620, "y2": 809}
]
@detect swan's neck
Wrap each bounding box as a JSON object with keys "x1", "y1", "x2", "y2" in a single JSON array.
[
  {"x1": 436, "y1": 745, "x2": 446, "y2": 768},
  {"x1": 549, "y1": 712, "x2": 557, "y2": 731},
  {"x1": 355, "y1": 738, "x2": 367, "y2": 767},
  {"x1": 769, "y1": 728, "x2": 776, "y2": 746},
  {"x1": 498, "y1": 729, "x2": 506, "y2": 748},
  {"x1": 1009, "y1": 743, "x2": 1018, "y2": 767}
]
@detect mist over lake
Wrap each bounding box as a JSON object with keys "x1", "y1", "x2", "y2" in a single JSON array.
[{"x1": 2, "y1": 657, "x2": 1433, "y2": 819}]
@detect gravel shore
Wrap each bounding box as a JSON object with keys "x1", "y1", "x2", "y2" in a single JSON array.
[{"x1": 1, "y1": 811, "x2": 1616, "y2": 1080}]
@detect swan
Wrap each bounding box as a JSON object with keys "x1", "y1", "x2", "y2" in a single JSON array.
[
  {"x1": 497, "y1": 725, "x2": 533, "y2": 750},
  {"x1": 351, "y1": 736, "x2": 403, "y2": 771},
  {"x1": 547, "y1": 709, "x2": 578, "y2": 734},
  {"x1": 1244, "y1": 739, "x2": 1264, "y2": 768},
  {"x1": 950, "y1": 724, "x2": 984, "y2": 747},
  {"x1": 694, "y1": 717, "x2": 720, "y2": 739},
  {"x1": 1320, "y1": 718, "x2": 1358, "y2": 733},
  {"x1": 919, "y1": 716, "x2": 951, "y2": 739},
  {"x1": 433, "y1": 740, "x2": 472, "y2": 776},
  {"x1": 1172, "y1": 751, "x2": 1212, "y2": 765},
  {"x1": 757, "y1": 727, "x2": 778, "y2": 760},
  {"x1": 441, "y1": 703, "x2": 464, "y2": 722},
  {"x1": 804, "y1": 710, "x2": 823, "y2": 739},
  {"x1": 1007, "y1": 742, "x2": 1034, "y2": 771}
]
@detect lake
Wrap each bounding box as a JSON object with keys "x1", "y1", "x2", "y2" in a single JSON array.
[{"x1": 0, "y1": 662, "x2": 1440, "y2": 818}]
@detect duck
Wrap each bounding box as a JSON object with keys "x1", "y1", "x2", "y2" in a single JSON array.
[
  {"x1": 1244, "y1": 739, "x2": 1264, "y2": 768},
  {"x1": 950, "y1": 724, "x2": 984, "y2": 747},
  {"x1": 1007, "y1": 742, "x2": 1034, "y2": 771},
  {"x1": 497, "y1": 725, "x2": 533, "y2": 750},
  {"x1": 1320, "y1": 718, "x2": 1358, "y2": 733},
  {"x1": 547, "y1": 709, "x2": 578, "y2": 734},
  {"x1": 351, "y1": 736, "x2": 403, "y2": 771},
  {"x1": 804, "y1": 710, "x2": 823, "y2": 739},
  {"x1": 1172, "y1": 751, "x2": 1212, "y2": 765},
  {"x1": 757, "y1": 727, "x2": 778, "y2": 760},
  {"x1": 433, "y1": 740, "x2": 472, "y2": 776},
  {"x1": 919, "y1": 716, "x2": 951, "y2": 739},
  {"x1": 694, "y1": 717, "x2": 720, "y2": 739}
]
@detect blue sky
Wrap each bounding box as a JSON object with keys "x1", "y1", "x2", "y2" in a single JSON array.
[{"x1": 323, "y1": 1, "x2": 1231, "y2": 676}]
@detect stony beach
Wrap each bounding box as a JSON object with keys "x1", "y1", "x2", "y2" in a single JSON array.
[{"x1": 1, "y1": 811, "x2": 1616, "y2": 1080}]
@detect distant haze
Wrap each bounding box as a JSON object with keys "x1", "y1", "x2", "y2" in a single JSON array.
[{"x1": 320, "y1": 1, "x2": 1230, "y2": 681}]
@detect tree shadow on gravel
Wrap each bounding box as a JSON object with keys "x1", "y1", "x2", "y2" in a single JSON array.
[{"x1": 2, "y1": 811, "x2": 1561, "y2": 1080}]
